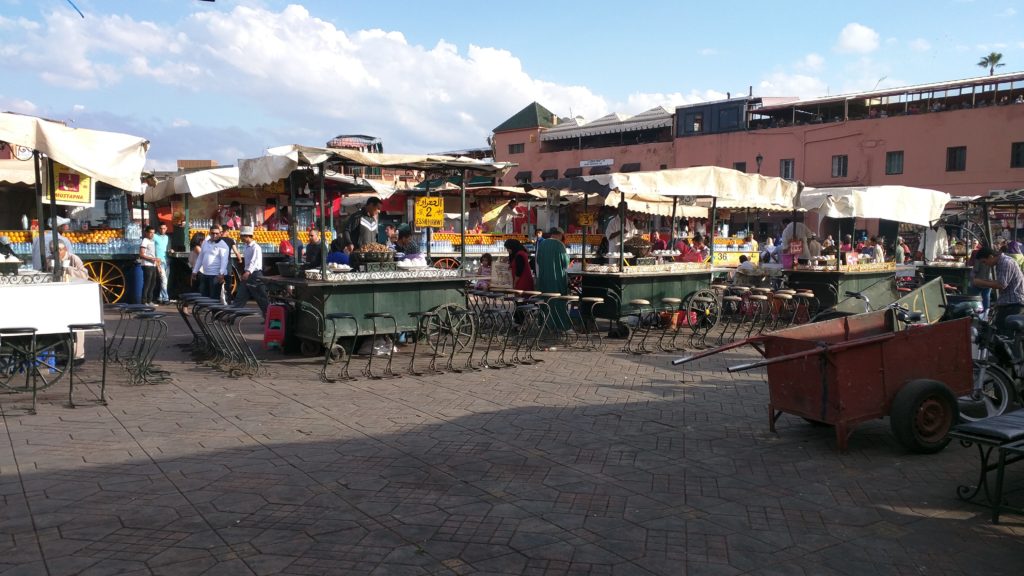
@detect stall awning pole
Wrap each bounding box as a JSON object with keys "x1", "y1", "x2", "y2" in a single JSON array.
[
  {"x1": 425, "y1": 186, "x2": 432, "y2": 260},
  {"x1": 319, "y1": 163, "x2": 327, "y2": 279},
  {"x1": 288, "y1": 172, "x2": 298, "y2": 266},
  {"x1": 618, "y1": 199, "x2": 626, "y2": 272},
  {"x1": 32, "y1": 151, "x2": 46, "y2": 272},
  {"x1": 582, "y1": 190, "x2": 589, "y2": 268},
  {"x1": 46, "y1": 157, "x2": 62, "y2": 281},
  {"x1": 708, "y1": 197, "x2": 717, "y2": 264},
  {"x1": 460, "y1": 169, "x2": 467, "y2": 264},
  {"x1": 670, "y1": 197, "x2": 678, "y2": 248},
  {"x1": 1015, "y1": 205, "x2": 1019, "y2": 243}
]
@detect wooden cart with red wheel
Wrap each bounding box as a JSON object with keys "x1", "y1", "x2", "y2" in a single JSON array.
[{"x1": 674, "y1": 308, "x2": 973, "y2": 453}]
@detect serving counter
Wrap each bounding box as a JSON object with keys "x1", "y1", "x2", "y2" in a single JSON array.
[
  {"x1": 572, "y1": 266, "x2": 718, "y2": 321},
  {"x1": 263, "y1": 272, "x2": 470, "y2": 351},
  {"x1": 782, "y1": 268, "x2": 897, "y2": 310}
]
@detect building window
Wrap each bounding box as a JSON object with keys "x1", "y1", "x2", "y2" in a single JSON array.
[
  {"x1": 733, "y1": 162, "x2": 747, "y2": 173},
  {"x1": 1012, "y1": 142, "x2": 1024, "y2": 168},
  {"x1": 780, "y1": 159, "x2": 795, "y2": 180},
  {"x1": 946, "y1": 146, "x2": 967, "y2": 171},
  {"x1": 831, "y1": 155, "x2": 848, "y2": 178},
  {"x1": 718, "y1": 107, "x2": 740, "y2": 131},
  {"x1": 685, "y1": 112, "x2": 704, "y2": 133},
  {"x1": 886, "y1": 151, "x2": 904, "y2": 175},
  {"x1": 508, "y1": 143, "x2": 525, "y2": 155}
]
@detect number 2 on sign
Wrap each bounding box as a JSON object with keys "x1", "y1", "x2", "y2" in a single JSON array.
[{"x1": 416, "y1": 197, "x2": 445, "y2": 228}]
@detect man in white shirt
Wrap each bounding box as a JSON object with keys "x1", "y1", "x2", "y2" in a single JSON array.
[
  {"x1": 780, "y1": 218, "x2": 812, "y2": 259},
  {"x1": 467, "y1": 202, "x2": 483, "y2": 231},
  {"x1": 191, "y1": 225, "x2": 229, "y2": 300},
  {"x1": 139, "y1": 226, "x2": 159, "y2": 305},
  {"x1": 232, "y1": 226, "x2": 268, "y2": 316}
]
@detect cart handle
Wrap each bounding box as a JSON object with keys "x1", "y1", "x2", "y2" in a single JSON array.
[
  {"x1": 671, "y1": 335, "x2": 767, "y2": 366},
  {"x1": 727, "y1": 332, "x2": 897, "y2": 373}
]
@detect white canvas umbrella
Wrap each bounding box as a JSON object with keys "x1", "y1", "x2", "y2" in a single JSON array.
[{"x1": 798, "y1": 185, "x2": 950, "y2": 228}]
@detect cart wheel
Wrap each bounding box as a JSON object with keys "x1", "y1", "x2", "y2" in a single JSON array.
[
  {"x1": 890, "y1": 379, "x2": 957, "y2": 454},
  {"x1": 959, "y1": 362, "x2": 1014, "y2": 422},
  {"x1": 326, "y1": 344, "x2": 346, "y2": 364},
  {"x1": 299, "y1": 340, "x2": 322, "y2": 357},
  {"x1": 85, "y1": 261, "x2": 126, "y2": 304},
  {"x1": 684, "y1": 289, "x2": 720, "y2": 333},
  {"x1": 433, "y1": 258, "x2": 460, "y2": 270},
  {"x1": 0, "y1": 335, "x2": 70, "y2": 392},
  {"x1": 229, "y1": 267, "x2": 241, "y2": 298},
  {"x1": 426, "y1": 304, "x2": 473, "y2": 352}
]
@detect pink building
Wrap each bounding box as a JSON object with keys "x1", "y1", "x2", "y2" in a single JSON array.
[{"x1": 493, "y1": 72, "x2": 1024, "y2": 197}]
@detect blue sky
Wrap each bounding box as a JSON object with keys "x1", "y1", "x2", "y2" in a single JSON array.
[{"x1": 1, "y1": 0, "x2": 1021, "y2": 170}]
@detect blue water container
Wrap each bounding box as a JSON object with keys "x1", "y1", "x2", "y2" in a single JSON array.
[{"x1": 130, "y1": 263, "x2": 143, "y2": 304}]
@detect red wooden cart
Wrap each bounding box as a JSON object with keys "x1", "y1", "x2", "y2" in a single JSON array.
[{"x1": 673, "y1": 309, "x2": 973, "y2": 452}]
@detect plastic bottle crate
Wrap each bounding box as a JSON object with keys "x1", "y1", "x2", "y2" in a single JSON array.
[{"x1": 263, "y1": 304, "x2": 287, "y2": 350}]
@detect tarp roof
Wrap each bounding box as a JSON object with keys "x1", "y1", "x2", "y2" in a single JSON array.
[
  {"x1": 0, "y1": 158, "x2": 36, "y2": 186},
  {"x1": 145, "y1": 166, "x2": 239, "y2": 203},
  {"x1": 238, "y1": 144, "x2": 515, "y2": 187},
  {"x1": 540, "y1": 106, "x2": 673, "y2": 141},
  {"x1": 0, "y1": 112, "x2": 149, "y2": 192},
  {"x1": 529, "y1": 166, "x2": 800, "y2": 206},
  {"x1": 798, "y1": 185, "x2": 951, "y2": 227}
]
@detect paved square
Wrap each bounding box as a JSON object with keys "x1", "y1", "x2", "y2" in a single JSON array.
[{"x1": 1, "y1": 312, "x2": 1022, "y2": 575}]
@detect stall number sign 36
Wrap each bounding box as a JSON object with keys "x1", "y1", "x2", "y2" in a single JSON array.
[{"x1": 415, "y1": 197, "x2": 445, "y2": 228}]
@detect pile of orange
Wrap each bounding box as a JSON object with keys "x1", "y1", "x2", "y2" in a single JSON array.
[{"x1": 65, "y1": 230, "x2": 124, "y2": 243}]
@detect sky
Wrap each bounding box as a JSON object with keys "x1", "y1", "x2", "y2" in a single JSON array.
[{"x1": 1, "y1": 0, "x2": 1021, "y2": 171}]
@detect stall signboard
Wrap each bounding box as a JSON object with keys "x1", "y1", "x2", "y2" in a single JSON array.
[
  {"x1": 577, "y1": 212, "x2": 596, "y2": 226},
  {"x1": 48, "y1": 162, "x2": 95, "y2": 208},
  {"x1": 788, "y1": 240, "x2": 804, "y2": 255},
  {"x1": 415, "y1": 197, "x2": 445, "y2": 228}
]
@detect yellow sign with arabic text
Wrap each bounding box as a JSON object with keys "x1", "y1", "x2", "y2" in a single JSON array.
[
  {"x1": 49, "y1": 162, "x2": 95, "y2": 207},
  {"x1": 415, "y1": 197, "x2": 445, "y2": 228},
  {"x1": 577, "y1": 213, "x2": 596, "y2": 226}
]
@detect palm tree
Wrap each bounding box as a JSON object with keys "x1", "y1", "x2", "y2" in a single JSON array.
[{"x1": 978, "y1": 52, "x2": 1005, "y2": 76}]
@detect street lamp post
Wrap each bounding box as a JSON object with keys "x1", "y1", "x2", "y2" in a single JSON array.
[{"x1": 755, "y1": 153, "x2": 764, "y2": 174}]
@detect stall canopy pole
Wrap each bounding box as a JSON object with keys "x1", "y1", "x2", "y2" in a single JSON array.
[
  {"x1": 425, "y1": 186, "x2": 432, "y2": 260},
  {"x1": 288, "y1": 172, "x2": 298, "y2": 266},
  {"x1": 32, "y1": 151, "x2": 46, "y2": 272},
  {"x1": 319, "y1": 163, "x2": 327, "y2": 279},
  {"x1": 459, "y1": 169, "x2": 467, "y2": 264},
  {"x1": 708, "y1": 197, "x2": 717, "y2": 264},
  {"x1": 618, "y1": 199, "x2": 626, "y2": 272},
  {"x1": 46, "y1": 157, "x2": 62, "y2": 281},
  {"x1": 1015, "y1": 205, "x2": 1019, "y2": 243},
  {"x1": 669, "y1": 197, "x2": 678, "y2": 249},
  {"x1": 582, "y1": 190, "x2": 589, "y2": 268}
]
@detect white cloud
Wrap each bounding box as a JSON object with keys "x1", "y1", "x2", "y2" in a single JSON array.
[
  {"x1": 698, "y1": 48, "x2": 717, "y2": 56},
  {"x1": 836, "y1": 23, "x2": 880, "y2": 54},
  {"x1": 1002, "y1": 7, "x2": 1017, "y2": 17},
  {"x1": 758, "y1": 72, "x2": 828, "y2": 99},
  {"x1": 72, "y1": 104, "x2": 85, "y2": 112},
  {"x1": 618, "y1": 89, "x2": 727, "y2": 113},
  {"x1": 796, "y1": 53, "x2": 825, "y2": 72},
  {"x1": 908, "y1": 38, "x2": 931, "y2": 52},
  {"x1": 171, "y1": 119, "x2": 190, "y2": 128},
  {"x1": 0, "y1": 96, "x2": 38, "y2": 114}
]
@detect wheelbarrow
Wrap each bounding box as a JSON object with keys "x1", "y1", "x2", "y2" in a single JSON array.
[{"x1": 673, "y1": 308, "x2": 973, "y2": 453}]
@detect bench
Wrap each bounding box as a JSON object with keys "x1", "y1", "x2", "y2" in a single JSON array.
[{"x1": 949, "y1": 409, "x2": 1024, "y2": 523}]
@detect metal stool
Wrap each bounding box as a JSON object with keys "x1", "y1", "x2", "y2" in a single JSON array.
[
  {"x1": 717, "y1": 295, "x2": 745, "y2": 345},
  {"x1": 407, "y1": 311, "x2": 440, "y2": 376},
  {"x1": 175, "y1": 292, "x2": 204, "y2": 348},
  {"x1": 746, "y1": 294, "x2": 771, "y2": 335},
  {"x1": 0, "y1": 327, "x2": 40, "y2": 414},
  {"x1": 67, "y1": 323, "x2": 107, "y2": 407},
  {"x1": 624, "y1": 299, "x2": 654, "y2": 354},
  {"x1": 770, "y1": 292, "x2": 795, "y2": 331},
  {"x1": 127, "y1": 312, "x2": 170, "y2": 385},
  {"x1": 322, "y1": 312, "x2": 359, "y2": 382},
  {"x1": 511, "y1": 304, "x2": 541, "y2": 364},
  {"x1": 686, "y1": 294, "x2": 718, "y2": 349},
  {"x1": 657, "y1": 297, "x2": 683, "y2": 352},
  {"x1": 363, "y1": 313, "x2": 398, "y2": 379},
  {"x1": 579, "y1": 296, "x2": 605, "y2": 349}
]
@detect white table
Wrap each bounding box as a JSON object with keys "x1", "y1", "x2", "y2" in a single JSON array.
[{"x1": 0, "y1": 279, "x2": 103, "y2": 335}]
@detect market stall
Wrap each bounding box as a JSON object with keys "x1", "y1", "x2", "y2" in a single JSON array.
[
  {"x1": 791, "y1": 185, "x2": 951, "y2": 308},
  {"x1": 531, "y1": 167, "x2": 800, "y2": 321},
  {"x1": 237, "y1": 144, "x2": 513, "y2": 352}
]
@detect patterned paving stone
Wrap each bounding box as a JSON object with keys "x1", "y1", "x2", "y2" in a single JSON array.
[{"x1": 0, "y1": 314, "x2": 1022, "y2": 574}]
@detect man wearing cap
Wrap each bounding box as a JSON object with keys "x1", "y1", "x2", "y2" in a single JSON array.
[
  {"x1": 31, "y1": 216, "x2": 73, "y2": 270},
  {"x1": 233, "y1": 226, "x2": 268, "y2": 316}
]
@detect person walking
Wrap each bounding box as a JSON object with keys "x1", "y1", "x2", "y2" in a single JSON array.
[
  {"x1": 536, "y1": 227, "x2": 570, "y2": 329},
  {"x1": 233, "y1": 226, "x2": 268, "y2": 316},
  {"x1": 153, "y1": 222, "x2": 170, "y2": 304},
  {"x1": 139, "y1": 226, "x2": 159, "y2": 305},
  {"x1": 191, "y1": 226, "x2": 229, "y2": 301},
  {"x1": 504, "y1": 239, "x2": 534, "y2": 292}
]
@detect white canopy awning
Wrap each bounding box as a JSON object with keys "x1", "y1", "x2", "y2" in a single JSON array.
[
  {"x1": 0, "y1": 159, "x2": 36, "y2": 186},
  {"x1": 798, "y1": 185, "x2": 951, "y2": 227},
  {"x1": 145, "y1": 166, "x2": 240, "y2": 203},
  {"x1": 534, "y1": 166, "x2": 800, "y2": 206},
  {"x1": 0, "y1": 112, "x2": 149, "y2": 192},
  {"x1": 238, "y1": 144, "x2": 515, "y2": 187}
]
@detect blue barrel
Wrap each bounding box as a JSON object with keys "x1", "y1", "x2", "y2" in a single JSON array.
[{"x1": 130, "y1": 263, "x2": 143, "y2": 304}]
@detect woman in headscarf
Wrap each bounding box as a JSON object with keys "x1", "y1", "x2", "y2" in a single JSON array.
[
  {"x1": 504, "y1": 239, "x2": 534, "y2": 291},
  {"x1": 1005, "y1": 241, "x2": 1024, "y2": 269}
]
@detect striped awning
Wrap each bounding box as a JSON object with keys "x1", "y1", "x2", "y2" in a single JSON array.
[{"x1": 563, "y1": 167, "x2": 583, "y2": 178}]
